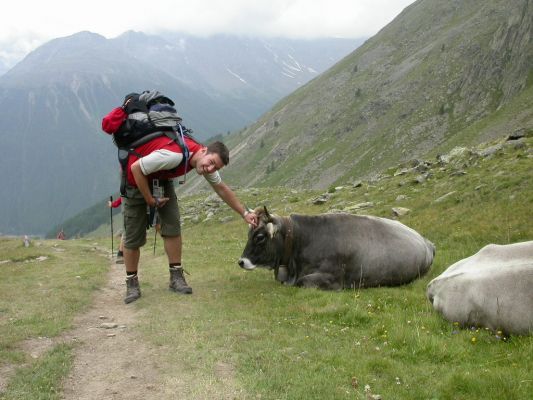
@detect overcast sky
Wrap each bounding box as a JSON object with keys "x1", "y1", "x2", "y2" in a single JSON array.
[{"x1": 0, "y1": 0, "x2": 415, "y2": 67}]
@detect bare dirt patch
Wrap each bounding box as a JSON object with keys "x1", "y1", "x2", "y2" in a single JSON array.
[{"x1": 21, "y1": 336, "x2": 55, "y2": 359}]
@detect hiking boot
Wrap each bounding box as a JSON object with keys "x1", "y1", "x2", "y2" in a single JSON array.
[
  {"x1": 124, "y1": 274, "x2": 141, "y2": 304},
  {"x1": 169, "y1": 266, "x2": 193, "y2": 294},
  {"x1": 115, "y1": 256, "x2": 124, "y2": 264}
]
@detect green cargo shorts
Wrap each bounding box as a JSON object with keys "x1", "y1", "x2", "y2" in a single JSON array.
[{"x1": 123, "y1": 180, "x2": 181, "y2": 249}]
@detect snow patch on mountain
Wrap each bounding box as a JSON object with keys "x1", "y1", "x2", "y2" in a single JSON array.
[
  {"x1": 262, "y1": 43, "x2": 279, "y2": 63},
  {"x1": 226, "y1": 68, "x2": 247, "y2": 84},
  {"x1": 282, "y1": 71, "x2": 295, "y2": 78}
]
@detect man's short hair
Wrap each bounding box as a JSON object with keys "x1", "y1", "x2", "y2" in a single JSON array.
[{"x1": 206, "y1": 141, "x2": 229, "y2": 166}]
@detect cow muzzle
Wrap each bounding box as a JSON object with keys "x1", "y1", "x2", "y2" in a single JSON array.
[{"x1": 238, "y1": 257, "x2": 256, "y2": 270}]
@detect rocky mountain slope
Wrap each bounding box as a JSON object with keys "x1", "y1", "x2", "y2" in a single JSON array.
[
  {"x1": 213, "y1": 0, "x2": 532, "y2": 192},
  {"x1": 69, "y1": 131, "x2": 532, "y2": 242}
]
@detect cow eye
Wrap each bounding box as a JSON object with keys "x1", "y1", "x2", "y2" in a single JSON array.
[{"x1": 254, "y1": 233, "x2": 266, "y2": 245}]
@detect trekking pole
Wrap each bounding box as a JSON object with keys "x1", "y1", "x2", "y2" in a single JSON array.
[
  {"x1": 153, "y1": 226, "x2": 157, "y2": 256},
  {"x1": 110, "y1": 196, "x2": 114, "y2": 257},
  {"x1": 152, "y1": 208, "x2": 159, "y2": 256}
]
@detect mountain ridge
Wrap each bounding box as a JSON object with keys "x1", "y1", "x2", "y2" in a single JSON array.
[{"x1": 0, "y1": 31, "x2": 358, "y2": 235}]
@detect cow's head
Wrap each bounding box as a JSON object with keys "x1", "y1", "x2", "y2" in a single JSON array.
[{"x1": 238, "y1": 206, "x2": 284, "y2": 270}]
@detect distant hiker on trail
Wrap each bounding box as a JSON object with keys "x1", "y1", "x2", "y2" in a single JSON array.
[
  {"x1": 56, "y1": 229, "x2": 65, "y2": 240},
  {"x1": 102, "y1": 91, "x2": 257, "y2": 304},
  {"x1": 23, "y1": 235, "x2": 30, "y2": 247},
  {"x1": 108, "y1": 197, "x2": 125, "y2": 264}
]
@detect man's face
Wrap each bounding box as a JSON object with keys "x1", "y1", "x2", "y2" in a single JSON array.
[{"x1": 196, "y1": 152, "x2": 224, "y2": 175}]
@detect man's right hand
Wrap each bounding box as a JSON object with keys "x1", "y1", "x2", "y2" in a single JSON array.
[
  {"x1": 244, "y1": 211, "x2": 258, "y2": 227},
  {"x1": 151, "y1": 197, "x2": 170, "y2": 208}
]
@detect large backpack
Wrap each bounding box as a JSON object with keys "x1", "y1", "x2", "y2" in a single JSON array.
[{"x1": 102, "y1": 90, "x2": 192, "y2": 196}]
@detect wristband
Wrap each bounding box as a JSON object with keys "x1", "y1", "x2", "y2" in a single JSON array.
[{"x1": 242, "y1": 210, "x2": 250, "y2": 218}]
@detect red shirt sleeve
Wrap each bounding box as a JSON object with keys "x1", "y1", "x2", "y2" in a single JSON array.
[{"x1": 102, "y1": 107, "x2": 127, "y2": 134}]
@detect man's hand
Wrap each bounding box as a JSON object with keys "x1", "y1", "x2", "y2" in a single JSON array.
[
  {"x1": 243, "y1": 210, "x2": 258, "y2": 227},
  {"x1": 151, "y1": 197, "x2": 170, "y2": 208}
]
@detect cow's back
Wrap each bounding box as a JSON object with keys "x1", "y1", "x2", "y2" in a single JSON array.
[
  {"x1": 427, "y1": 241, "x2": 533, "y2": 335},
  {"x1": 292, "y1": 213, "x2": 434, "y2": 287}
]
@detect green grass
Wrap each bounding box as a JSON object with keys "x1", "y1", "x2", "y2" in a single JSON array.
[
  {"x1": 1, "y1": 137, "x2": 531, "y2": 399},
  {"x1": 0, "y1": 238, "x2": 108, "y2": 399},
  {"x1": 1, "y1": 344, "x2": 73, "y2": 400},
  {"x1": 130, "y1": 136, "x2": 533, "y2": 399}
]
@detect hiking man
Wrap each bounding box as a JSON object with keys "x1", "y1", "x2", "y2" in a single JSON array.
[{"x1": 102, "y1": 99, "x2": 257, "y2": 304}]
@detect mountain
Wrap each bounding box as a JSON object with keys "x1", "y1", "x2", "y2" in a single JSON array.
[
  {"x1": 0, "y1": 59, "x2": 9, "y2": 76},
  {"x1": 112, "y1": 32, "x2": 360, "y2": 122},
  {"x1": 0, "y1": 32, "x2": 358, "y2": 236},
  {"x1": 209, "y1": 0, "x2": 532, "y2": 192}
]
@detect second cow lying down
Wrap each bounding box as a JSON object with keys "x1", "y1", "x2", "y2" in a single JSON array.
[
  {"x1": 238, "y1": 207, "x2": 435, "y2": 290},
  {"x1": 427, "y1": 241, "x2": 533, "y2": 335}
]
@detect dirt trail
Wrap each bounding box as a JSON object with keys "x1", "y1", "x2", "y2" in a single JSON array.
[
  {"x1": 3, "y1": 250, "x2": 243, "y2": 399},
  {"x1": 58, "y1": 255, "x2": 244, "y2": 399},
  {"x1": 60, "y1": 260, "x2": 171, "y2": 400}
]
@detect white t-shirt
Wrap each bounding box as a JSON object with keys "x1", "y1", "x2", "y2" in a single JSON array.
[{"x1": 139, "y1": 149, "x2": 222, "y2": 185}]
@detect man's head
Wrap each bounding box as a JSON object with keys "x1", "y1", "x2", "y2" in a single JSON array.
[
  {"x1": 207, "y1": 141, "x2": 229, "y2": 165},
  {"x1": 195, "y1": 141, "x2": 229, "y2": 175}
]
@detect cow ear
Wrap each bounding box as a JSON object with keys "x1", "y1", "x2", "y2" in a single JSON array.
[{"x1": 266, "y1": 222, "x2": 277, "y2": 238}]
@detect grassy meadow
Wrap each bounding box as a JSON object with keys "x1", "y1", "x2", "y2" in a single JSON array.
[
  {"x1": 132, "y1": 136, "x2": 532, "y2": 399},
  {"x1": 0, "y1": 135, "x2": 532, "y2": 399},
  {"x1": 0, "y1": 238, "x2": 108, "y2": 399}
]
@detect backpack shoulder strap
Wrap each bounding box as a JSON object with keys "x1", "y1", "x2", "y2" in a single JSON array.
[{"x1": 166, "y1": 124, "x2": 190, "y2": 184}]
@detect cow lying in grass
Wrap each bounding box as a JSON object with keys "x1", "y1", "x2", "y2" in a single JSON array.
[
  {"x1": 427, "y1": 241, "x2": 533, "y2": 335},
  {"x1": 238, "y1": 207, "x2": 435, "y2": 290}
]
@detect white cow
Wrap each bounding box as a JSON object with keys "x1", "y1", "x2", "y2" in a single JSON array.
[{"x1": 427, "y1": 241, "x2": 533, "y2": 335}]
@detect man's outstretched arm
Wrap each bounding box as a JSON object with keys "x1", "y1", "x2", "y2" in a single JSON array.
[{"x1": 211, "y1": 182, "x2": 257, "y2": 226}]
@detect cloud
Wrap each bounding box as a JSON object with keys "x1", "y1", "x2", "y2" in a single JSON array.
[
  {"x1": 0, "y1": 32, "x2": 47, "y2": 65},
  {"x1": 0, "y1": 0, "x2": 414, "y2": 68},
  {"x1": 130, "y1": 0, "x2": 414, "y2": 39}
]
